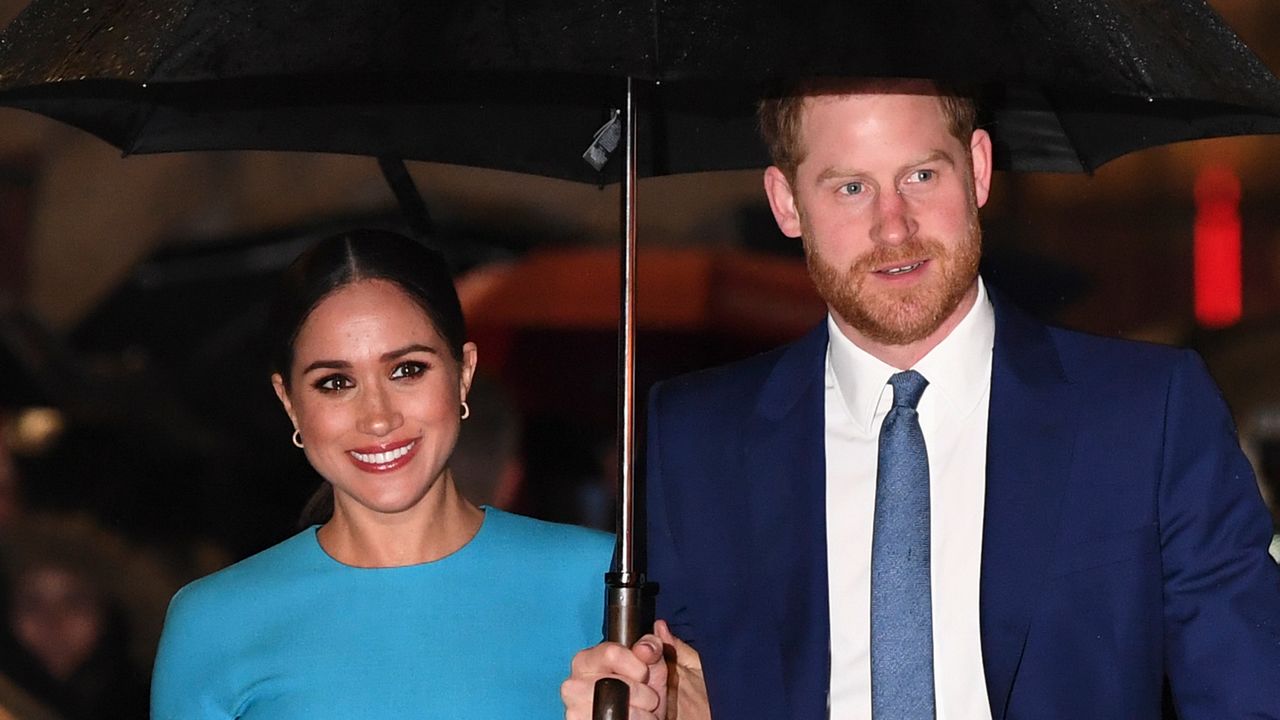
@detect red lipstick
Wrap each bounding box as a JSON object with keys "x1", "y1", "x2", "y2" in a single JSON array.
[{"x1": 347, "y1": 437, "x2": 420, "y2": 473}]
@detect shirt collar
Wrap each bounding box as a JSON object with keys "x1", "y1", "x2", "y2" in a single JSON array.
[{"x1": 827, "y1": 278, "x2": 995, "y2": 432}]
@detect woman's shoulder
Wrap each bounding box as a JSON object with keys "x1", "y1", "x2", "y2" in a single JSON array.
[
  {"x1": 166, "y1": 528, "x2": 321, "y2": 614},
  {"x1": 472, "y1": 510, "x2": 612, "y2": 606},
  {"x1": 481, "y1": 508, "x2": 613, "y2": 562}
]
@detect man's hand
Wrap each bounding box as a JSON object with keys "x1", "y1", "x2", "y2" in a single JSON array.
[
  {"x1": 656, "y1": 620, "x2": 710, "y2": 720},
  {"x1": 562, "y1": 634, "x2": 668, "y2": 720}
]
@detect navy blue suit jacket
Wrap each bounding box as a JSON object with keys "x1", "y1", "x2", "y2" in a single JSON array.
[{"x1": 646, "y1": 293, "x2": 1280, "y2": 719}]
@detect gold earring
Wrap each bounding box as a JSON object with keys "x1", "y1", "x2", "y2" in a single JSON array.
[
  {"x1": 292, "y1": 430, "x2": 304, "y2": 448},
  {"x1": 460, "y1": 401, "x2": 471, "y2": 420}
]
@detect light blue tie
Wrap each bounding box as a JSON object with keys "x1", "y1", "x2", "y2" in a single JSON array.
[{"x1": 870, "y1": 370, "x2": 935, "y2": 718}]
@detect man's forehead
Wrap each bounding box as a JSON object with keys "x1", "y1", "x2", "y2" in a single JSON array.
[
  {"x1": 795, "y1": 90, "x2": 952, "y2": 150},
  {"x1": 798, "y1": 76, "x2": 940, "y2": 102},
  {"x1": 794, "y1": 91, "x2": 965, "y2": 177}
]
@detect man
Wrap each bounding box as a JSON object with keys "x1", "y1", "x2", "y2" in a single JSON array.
[{"x1": 563, "y1": 78, "x2": 1280, "y2": 719}]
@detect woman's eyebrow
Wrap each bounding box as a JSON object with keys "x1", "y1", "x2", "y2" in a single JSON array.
[
  {"x1": 300, "y1": 345, "x2": 437, "y2": 375},
  {"x1": 381, "y1": 343, "x2": 438, "y2": 362},
  {"x1": 301, "y1": 359, "x2": 350, "y2": 374}
]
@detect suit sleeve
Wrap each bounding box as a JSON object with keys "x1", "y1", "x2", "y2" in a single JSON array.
[
  {"x1": 646, "y1": 381, "x2": 698, "y2": 645},
  {"x1": 1159, "y1": 350, "x2": 1280, "y2": 717}
]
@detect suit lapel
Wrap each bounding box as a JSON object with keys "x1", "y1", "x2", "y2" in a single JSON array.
[
  {"x1": 980, "y1": 295, "x2": 1078, "y2": 719},
  {"x1": 742, "y1": 322, "x2": 831, "y2": 720}
]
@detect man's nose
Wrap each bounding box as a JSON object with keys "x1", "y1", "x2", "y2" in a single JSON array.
[
  {"x1": 357, "y1": 386, "x2": 403, "y2": 436},
  {"x1": 871, "y1": 189, "x2": 916, "y2": 245}
]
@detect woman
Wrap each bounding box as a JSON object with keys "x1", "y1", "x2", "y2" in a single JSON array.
[{"x1": 150, "y1": 230, "x2": 613, "y2": 719}]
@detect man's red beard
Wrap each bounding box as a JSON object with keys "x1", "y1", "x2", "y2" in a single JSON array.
[{"x1": 803, "y1": 217, "x2": 982, "y2": 346}]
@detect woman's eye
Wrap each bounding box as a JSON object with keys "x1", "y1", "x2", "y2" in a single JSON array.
[
  {"x1": 314, "y1": 374, "x2": 353, "y2": 392},
  {"x1": 391, "y1": 361, "x2": 427, "y2": 380},
  {"x1": 839, "y1": 181, "x2": 864, "y2": 196}
]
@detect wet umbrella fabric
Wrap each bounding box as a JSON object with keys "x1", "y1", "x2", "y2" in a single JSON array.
[{"x1": 2, "y1": 0, "x2": 1280, "y2": 178}]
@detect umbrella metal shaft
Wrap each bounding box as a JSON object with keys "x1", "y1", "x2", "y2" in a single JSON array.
[
  {"x1": 602, "y1": 76, "x2": 646, "y2": 647},
  {"x1": 617, "y1": 77, "x2": 638, "y2": 578}
]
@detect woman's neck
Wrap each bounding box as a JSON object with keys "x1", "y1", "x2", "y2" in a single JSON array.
[{"x1": 316, "y1": 474, "x2": 484, "y2": 567}]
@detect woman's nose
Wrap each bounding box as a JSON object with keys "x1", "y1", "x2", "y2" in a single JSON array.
[{"x1": 357, "y1": 386, "x2": 403, "y2": 436}]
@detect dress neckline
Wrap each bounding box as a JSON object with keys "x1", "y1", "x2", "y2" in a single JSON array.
[{"x1": 306, "y1": 506, "x2": 497, "y2": 571}]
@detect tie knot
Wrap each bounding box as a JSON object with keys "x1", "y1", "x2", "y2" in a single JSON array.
[{"x1": 888, "y1": 370, "x2": 928, "y2": 409}]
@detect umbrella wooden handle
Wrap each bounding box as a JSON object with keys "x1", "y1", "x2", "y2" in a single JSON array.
[{"x1": 591, "y1": 677, "x2": 629, "y2": 720}]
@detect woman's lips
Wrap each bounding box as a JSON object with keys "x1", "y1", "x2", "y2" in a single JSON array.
[{"x1": 347, "y1": 438, "x2": 420, "y2": 472}]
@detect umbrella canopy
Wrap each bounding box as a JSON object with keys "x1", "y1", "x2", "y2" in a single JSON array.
[{"x1": 2, "y1": 0, "x2": 1280, "y2": 177}]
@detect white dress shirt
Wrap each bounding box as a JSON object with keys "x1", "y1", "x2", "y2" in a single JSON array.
[{"x1": 826, "y1": 279, "x2": 995, "y2": 720}]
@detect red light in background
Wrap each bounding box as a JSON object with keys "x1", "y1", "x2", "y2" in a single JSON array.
[{"x1": 1193, "y1": 165, "x2": 1242, "y2": 328}]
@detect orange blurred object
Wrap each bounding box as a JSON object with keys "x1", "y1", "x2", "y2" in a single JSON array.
[{"x1": 457, "y1": 245, "x2": 825, "y2": 344}]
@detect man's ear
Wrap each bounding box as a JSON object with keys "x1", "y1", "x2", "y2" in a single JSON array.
[
  {"x1": 764, "y1": 166, "x2": 803, "y2": 239},
  {"x1": 970, "y1": 128, "x2": 993, "y2": 209}
]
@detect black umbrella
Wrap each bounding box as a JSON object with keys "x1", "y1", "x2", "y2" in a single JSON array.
[
  {"x1": 2, "y1": 0, "x2": 1280, "y2": 178},
  {"x1": 4, "y1": 1, "x2": 1280, "y2": 714}
]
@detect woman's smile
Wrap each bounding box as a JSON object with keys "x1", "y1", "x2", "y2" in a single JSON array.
[{"x1": 348, "y1": 437, "x2": 421, "y2": 472}]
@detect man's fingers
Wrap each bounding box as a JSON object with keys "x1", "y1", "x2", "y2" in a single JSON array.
[
  {"x1": 654, "y1": 619, "x2": 703, "y2": 670},
  {"x1": 654, "y1": 619, "x2": 677, "y2": 646},
  {"x1": 650, "y1": 619, "x2": 712, "y2": 720}
]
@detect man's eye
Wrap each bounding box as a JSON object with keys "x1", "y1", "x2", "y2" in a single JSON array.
[
  {"x1": 839, "y1": 182, "x2": 864, "y2": 196},
  {"x1": 315, "y1": 374, "x2": 353, "y2": 392},
  {"x1": 391, "y1": 361, "x2": 427, "y2": 379},
  {"x1": 908, "y1": 169, "x2": 935, "y2": 183}
]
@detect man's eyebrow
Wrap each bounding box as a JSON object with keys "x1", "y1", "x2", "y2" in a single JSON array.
[
  {"x1": 913, "y1": 149, "x2": 957, "y2": 168},
  {"x1": 813, "y1": 150, "x2": 958, "y2": 184},
  {"x1": 815, "y1": 166, "x2": 862, "y2": 183},
  {"x1": 300, "y1": 344, "x2": 439, "y2": 374}
]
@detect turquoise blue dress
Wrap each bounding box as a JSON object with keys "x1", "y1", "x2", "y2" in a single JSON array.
[{"x1": 151, "y1": 508, "x2": 613, "y2": 719}]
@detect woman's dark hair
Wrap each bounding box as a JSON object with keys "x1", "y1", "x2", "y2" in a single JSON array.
[{"x1": 268, "y1": 229, "x2": 467, "y2": 387}]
